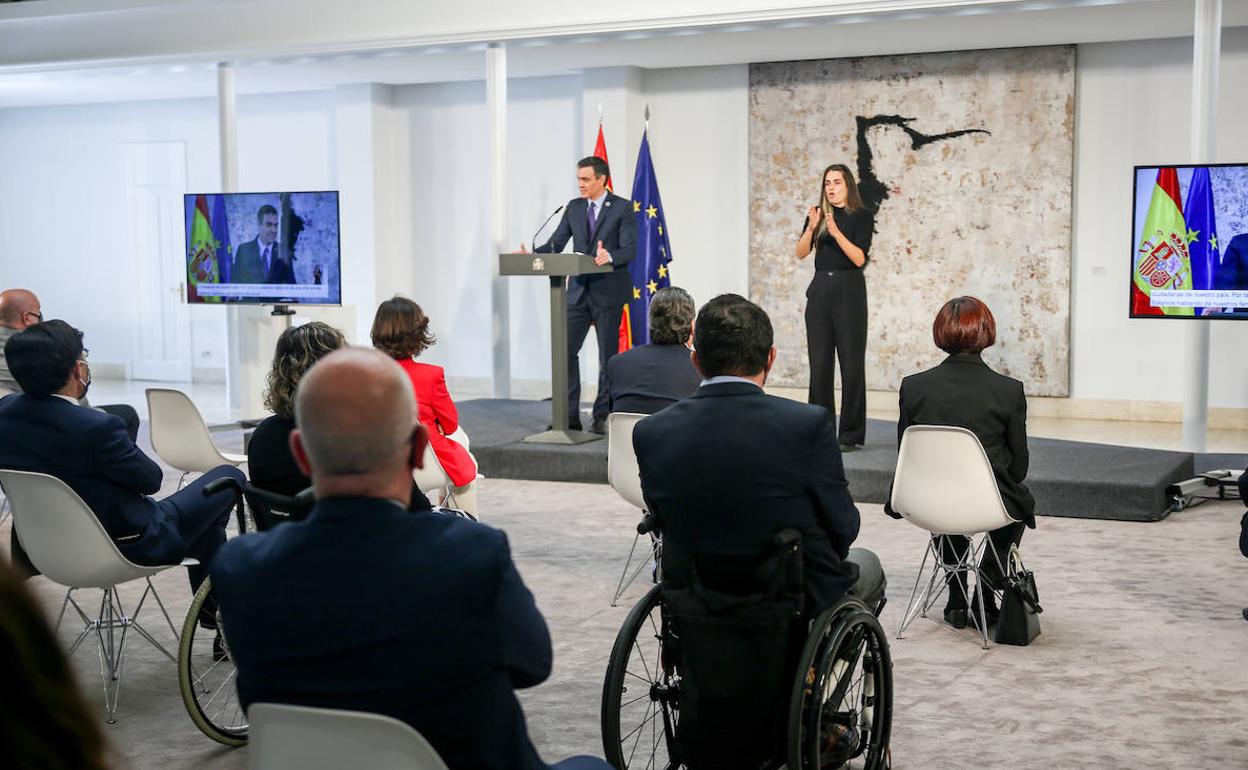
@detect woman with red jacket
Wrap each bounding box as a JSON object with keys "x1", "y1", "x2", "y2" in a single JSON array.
[{"x1": 372, "y1": 296, "x2": 479, "y2": 518}]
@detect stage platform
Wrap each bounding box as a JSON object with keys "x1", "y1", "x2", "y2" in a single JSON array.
[{"x1": 459, "y1": 399, "x2": 1247, "y2": 522}]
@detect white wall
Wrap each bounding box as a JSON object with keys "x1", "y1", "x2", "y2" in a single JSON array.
[
  {"x1": 4, "y1": 36, "x2": 1248, "y2": 411},
  {"x1": 1072, "y1": 28, "x2": 1248, "y2": 408}
]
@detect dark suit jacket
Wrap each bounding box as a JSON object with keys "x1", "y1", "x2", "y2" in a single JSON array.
[
  {"x1": 1215, "y1": 233, "x2": 1248, "y2": 311},
  {"x1": 535, "y1": 193, "x2": 637, "y2": 306},
  {"x1": 889, "y1": 352, "x2": 1036, "y2": 527},
  {"x1": 0, "y1": 393, "x2": 182, "y2": 566},
  {"x1": 233, "y1": 238, "x2": 295, "y2": 284},
  {"x1": 210, "y1": 497, "x2": 553, "y2": 770},
  {"x1": 632, "y1": 381, "x2": 861, "y2": 613},
  {"x1": 605, "y1": 343, "x2": 700, "y2": 415}
]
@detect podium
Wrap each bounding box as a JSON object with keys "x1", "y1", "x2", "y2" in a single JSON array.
[{"x1": 499, "y1": 252, "x2": 611, "y2": 444}]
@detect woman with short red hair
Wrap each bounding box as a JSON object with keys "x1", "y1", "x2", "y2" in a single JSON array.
[{"x1": 887, "y1": 296, "x2": 1036, "y2": 629}]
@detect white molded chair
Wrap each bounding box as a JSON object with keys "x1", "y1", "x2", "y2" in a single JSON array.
[
  {"x1": 889, "y1": 425, "x2": 1019, "y2": 649},
  {"x1": 0, "y1": 469, "x2": 192, "y2": 722},
  {"x1": 249, "y1": 703, "x2": 450, "y2": 770},
  {"x1": 146, "y1": 388, "x2": 246, "y2": 489},
  {"x1": 413, "y1": 443, "x2": 455, "y2": 506},
  {"x1": 606, "y1": 412, "x2": 653, "y2": 606}
]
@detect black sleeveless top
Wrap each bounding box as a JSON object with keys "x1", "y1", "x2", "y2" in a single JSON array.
[{"x1": 800, "y1": 206, "x2": 874, "y2": 272}]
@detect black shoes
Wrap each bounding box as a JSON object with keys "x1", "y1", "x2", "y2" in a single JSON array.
[
  {"x1": 838, "y1": 443, "x2": 862, "y2": 453},
  {"x1": 589, "y1": 418, "x2": 606, "y2": 435},
  {"x1": 212, "y1": 631, "x2": 229, "y2": 663},
  {"x1": 970, "y1": 590, "x2": 1000, "y2": 627},
  {"x1": 547, "y1": 420, "x2": 584, "y2": 432},
  {"x1": 943, "y1": 607, "x2": 968, "y2": 629}
]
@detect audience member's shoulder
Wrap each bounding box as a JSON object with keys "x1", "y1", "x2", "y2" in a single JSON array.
[{"x1": 760, "y1": 391, "x2": 828, "y2": 423}]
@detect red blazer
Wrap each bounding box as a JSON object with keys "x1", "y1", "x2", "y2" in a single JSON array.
[{"x1": 398, "y1": 359, "x2": 477, "y2": 487}]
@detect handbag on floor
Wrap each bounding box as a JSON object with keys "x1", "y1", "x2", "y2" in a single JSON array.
[{"x1": 995, "y1": 545, "x2": 1042, "y2": 646}]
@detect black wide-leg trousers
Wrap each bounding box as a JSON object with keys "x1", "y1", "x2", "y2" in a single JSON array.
[{"x1": 805, "y1": 269, "x2": 867, "y2": 445}]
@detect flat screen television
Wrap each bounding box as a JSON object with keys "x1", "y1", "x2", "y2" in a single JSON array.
[
  {"x1": 1130, "y1": 164, "x2": 1248, "y2": 319},
  {"x1": 183, "y1": 191, "x2": 342, "y2": 306}
]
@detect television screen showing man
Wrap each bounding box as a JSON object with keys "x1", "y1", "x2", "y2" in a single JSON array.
[{"x1": 233, "y1": 205, "x2": 295, "y2": 285}]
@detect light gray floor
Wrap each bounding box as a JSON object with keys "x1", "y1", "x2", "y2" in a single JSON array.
[{"x1": 4, "y1": 428, "x2": 1248, "y2": 769}]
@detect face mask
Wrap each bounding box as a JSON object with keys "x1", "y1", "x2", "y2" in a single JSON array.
[{"x1": 76, "y1": 362, "x2": 91, "y2": 398}]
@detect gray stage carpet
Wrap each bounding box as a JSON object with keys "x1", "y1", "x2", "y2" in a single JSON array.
[{"x1": 459, "y1": 399, "x2": 1247, "y2": 522}]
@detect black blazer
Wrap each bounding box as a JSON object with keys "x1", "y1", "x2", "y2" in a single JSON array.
[
  {"x1": 605, "y1": 343, "x2": 700, "y2": 415},
  {"x1": 890, "y1": 353, "x2": 1036, "y2": 527},
  {"x1": 246, "y1": 414, "x2": 431, "y2": 513},
  {"x1": 0, "y1": 393, "x2": 184, "y2": 565},
  {"x1": 632, "y1": 381, "x2": 861, "y2": 613},
  {"x1": 210, "y1": 497, "x2": 553, "y2": 770},
  {"x1": 233, "y1": 238, "x2": 295, "y2": 284},
  {"x1": 535, "y1": 193, "x2": 637, "y2": 306}
]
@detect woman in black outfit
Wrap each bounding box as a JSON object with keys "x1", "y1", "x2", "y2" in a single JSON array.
[
  {"x1": 796, "y1": 164, "x2": 874, "y2": 449},
  {"x1": 248, "y1": 322, "x2": 347, "y2": 498},
  {"x1": 887, "y1": 297, "x2": 1036, "y2": 629}
]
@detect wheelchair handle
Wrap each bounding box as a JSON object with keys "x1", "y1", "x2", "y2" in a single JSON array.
[{"x1": 202, "y1": 476, "x2": 244, "y2": 498}]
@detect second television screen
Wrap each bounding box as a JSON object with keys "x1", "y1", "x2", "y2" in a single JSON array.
[
  {"x1": 184, "y1": 191, "x2": 342, "y2": 306},
  {"x1": 1131, "y1": 164, "x2": 1248, "y2": 318}
]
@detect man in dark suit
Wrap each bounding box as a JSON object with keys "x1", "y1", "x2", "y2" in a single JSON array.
[
  {"x1": 1212, "y1": 232, "x2": 1248, "y2": 314},
  {"x1": 605, "y1": 286, "x2": 700, "y2": 415},
  {"x1": 233, "y1": 204, "x2": 296, "y2": 284},
  {"x1": 0, "y1": 320, "x2": 243, "y2": 604},
  {"x1": 529, "y1": 156, "x2": 637, "y2": 434},
  {"x1": 210, "y1": 348, "x2": 608, "y2": 770},
  {"x1": 633, "y1": 294, "x2": 884, "y2": 615},
  {"x1": 0, "y1": 288, "x2": 140, "y2": 443}
]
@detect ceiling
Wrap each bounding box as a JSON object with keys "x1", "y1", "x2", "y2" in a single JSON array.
[{"x1": 0, "y1": 0, "x2": 1244, "y2": 108}]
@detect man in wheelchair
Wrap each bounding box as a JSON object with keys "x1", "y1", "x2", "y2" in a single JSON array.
[{"x1": 609, "y1": 294, "x2": 889, "y2": 769}]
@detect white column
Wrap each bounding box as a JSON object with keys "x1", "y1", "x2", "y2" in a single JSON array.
[
  {"x1": 487, "y1": 44, "x2": 510, "y2": 398},
  {"x1": 1181, "y1": 0, "x2": 1221, "y2": 453}
]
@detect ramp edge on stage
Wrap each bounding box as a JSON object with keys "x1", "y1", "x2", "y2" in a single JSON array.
[{"x1": 458, "y1": 399, "x2": 1245, "y2": 523}]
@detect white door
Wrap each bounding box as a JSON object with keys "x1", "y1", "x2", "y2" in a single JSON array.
[{"x1": 124, "y1": 141, "x2": 192, "y2": 382}]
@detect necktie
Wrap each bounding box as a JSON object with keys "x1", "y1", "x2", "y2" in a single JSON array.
[
  {"x1": 263, "y1": 246, "x2": 271, "y2": 275},
  {"x1": 587, "y1": 201, "x2": 598, "y2": 244}
]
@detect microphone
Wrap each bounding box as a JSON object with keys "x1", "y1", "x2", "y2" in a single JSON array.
[{"x1": 531, "y1": 205, "x2": 564, "y2": 252}]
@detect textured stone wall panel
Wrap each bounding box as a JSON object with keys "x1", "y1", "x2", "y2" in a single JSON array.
[{"x1": 749, "y1": 47, "x2": 1074, "y2": 396}]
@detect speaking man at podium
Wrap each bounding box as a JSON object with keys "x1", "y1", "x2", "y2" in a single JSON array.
[{"x1": 525, "y1": 156, "x2": 636, "y2": 434}]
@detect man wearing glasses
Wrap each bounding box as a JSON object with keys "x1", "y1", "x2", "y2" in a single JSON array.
[{"x1": 0, "y1": 288, "x2": 139, "y2": 442}]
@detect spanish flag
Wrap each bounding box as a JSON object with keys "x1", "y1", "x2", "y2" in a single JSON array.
[
  {"x1": 1132, "y1": 168, "x2": 1193, "y2": 317},
  {"x1": 186, "y1": 194, "x2": 220, "y2": 303}
]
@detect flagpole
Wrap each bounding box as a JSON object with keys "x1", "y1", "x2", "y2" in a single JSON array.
[{"x1": 1181, "y1": 0, "x2": 1220, "y2": 453}]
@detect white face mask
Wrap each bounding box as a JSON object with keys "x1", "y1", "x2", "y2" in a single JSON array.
[{"x1": 76, "y1": 360, "x2": 91, "y2": 398}]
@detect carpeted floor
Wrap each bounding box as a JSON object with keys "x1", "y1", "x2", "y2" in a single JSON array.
[{"x1": 4, "y1": 427, "x2": 1248, "y2": 769}]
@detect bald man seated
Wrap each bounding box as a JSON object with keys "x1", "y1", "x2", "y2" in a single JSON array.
[
  {"x1": 0, "y1": 288, "x2": 140, "y2": 443},
  {"x1": 209, "y1": 348, "x2": 609, "y2": 770}
]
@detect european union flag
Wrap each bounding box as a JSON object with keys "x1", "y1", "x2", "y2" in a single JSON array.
[
  {"x1": 624, "y1": 130, "x2": 673, "y2": 348},
  {"x1": 1184, "y1": 167, "x2": 1219, "y2": 314}
]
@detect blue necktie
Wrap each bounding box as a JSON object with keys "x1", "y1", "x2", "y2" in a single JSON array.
[{"x1": 587, "y1": 201, "x2": 598, "y2": 245}]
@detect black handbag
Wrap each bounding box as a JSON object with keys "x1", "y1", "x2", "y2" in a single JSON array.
[{"x1": 994, "y1": 546, "x2": 1042, "y2": 646}]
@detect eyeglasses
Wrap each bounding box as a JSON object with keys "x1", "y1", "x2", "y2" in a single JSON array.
[
  {"x1": 80, "y1": 348, "x2": 90, "y2": 362},
  {"x1": 26, "y1": 311, "x2": 42, "y2": 322}
]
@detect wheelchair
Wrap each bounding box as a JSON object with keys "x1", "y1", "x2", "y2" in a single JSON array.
[
  {"x1": 601, "y1": 524, "x2": 893, "y2": 770},
  {"x1": 178, "y1": 477, "x2": 314, "y2": 746}
]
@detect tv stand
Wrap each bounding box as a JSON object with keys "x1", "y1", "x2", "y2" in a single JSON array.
[{"x1": 270, "y1": 304, "x2": 295, "y2": 317}]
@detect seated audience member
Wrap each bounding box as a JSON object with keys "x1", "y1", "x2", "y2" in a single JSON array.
[
  {"x1": 633, "y1": 294, "x2": 885, "y2": 615},
  {"x1": 0, "y1": 321, "x2": 243, "y2": 606},
  {"x1": 210, "y1": 348, "x2": 609, "y2": 770},
  {"x1": 885, "y1": 296, "x2": 1036, "y2": 629},
  {"x1": 605, "y1": 286, "x2": 701, "y2": 415},
  {"x1": 0, "y1": 289, "x2": 140, "y2": 443},
  {"x1": 371, "y1": 296, "x2": 479, "y2": 518},
  {"x1": 248, "y1": 321, "x2": 347, "y2": 498},
  {"x1": 0, "y1": 562, "x2": 112, "y2": 770}
]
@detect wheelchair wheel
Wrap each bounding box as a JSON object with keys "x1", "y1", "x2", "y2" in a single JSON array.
[
  {"x1": 178, "y1": 578, "x2": 248, "y2": 746},
  {"x1": 787, "y1": 601, "x2": 892, "y2": 770},
  {"x1": 601, "y1": 584, "x2": 681, "y2": 769}
]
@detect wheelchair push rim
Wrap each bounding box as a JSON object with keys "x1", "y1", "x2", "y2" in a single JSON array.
[
  {"x1": 602, "y1": 584, "x2": 681, "y2": 770},
  {"x1": 787, "y1": 601, "x2": 893, "y2": 770},
  {"x1": 178, "y1": 577, "x2": 248, "y2": 746}
]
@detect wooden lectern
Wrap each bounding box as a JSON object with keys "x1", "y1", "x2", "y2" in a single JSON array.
[{"x1": 499, "y1": 252, "x2": 612, "y2": 444}]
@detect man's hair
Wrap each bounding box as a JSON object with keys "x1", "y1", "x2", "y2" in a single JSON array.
[
  {"x1": 577, "y1": 156, "x2": 610, "y2": 180},
  {"x1": 5, "y1": 320, "x2": 82, "y2": 397},
  {"x1": 932, "y1": 296, "x2": 996, "y2": 355},
  {"x1": 256, "y1": 204, "x2": 278, "y2": 224},
  {"x1": 692, "y1": 294, "x2": 773, "y2": 377},
  {"x1": 648, "y1": 287, "x2": 695, "y2": 346},
  {"x1": 293, "y1": 348, "x2": 416, "y2": 476}
]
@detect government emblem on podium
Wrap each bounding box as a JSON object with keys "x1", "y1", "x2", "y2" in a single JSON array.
[{"x1": 532, "y1": 257, "x2": 545, "y2": 272}]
